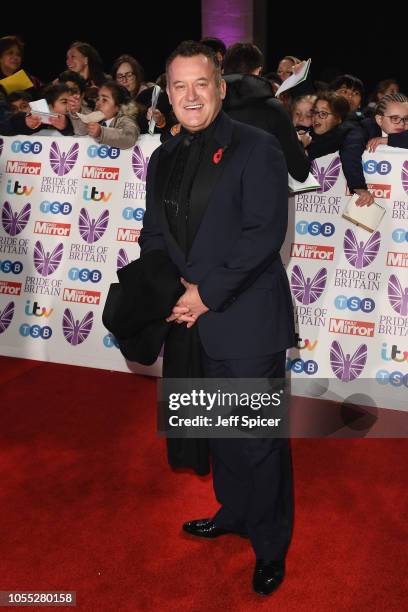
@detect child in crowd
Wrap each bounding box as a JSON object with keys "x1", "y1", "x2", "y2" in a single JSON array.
[
  {"x1": 25, "y1": 83, "x2": 73, "y2": 135},
  {"x1": 70, "y1": 80, "x2": 139, "y2": 149},
  {"x1": 291, "y1": 95, "x2": 316, "y2": 134},
  {"x1": 7, "y1": 91, "x2": 32, "y2": 114},
  {"x1": 338, "y1": 93, "x2": 408, "y2": 206}
]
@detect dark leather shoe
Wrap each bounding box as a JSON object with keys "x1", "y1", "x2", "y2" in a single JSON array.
[
  {"x1": 182, "y1": 517, "x2": 248, "y2": 538},
  {"x1": 252, "y1": 559, "x2": 285, "y2": 596}
]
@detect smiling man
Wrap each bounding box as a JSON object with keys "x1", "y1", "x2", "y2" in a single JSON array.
[{"x1": 139, "y1": 41, "x2": 296, "y2": 597}]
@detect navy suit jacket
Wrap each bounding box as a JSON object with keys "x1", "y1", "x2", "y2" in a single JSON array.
[{"x1": 139, "y1": 111, "x2": 295, "y2": 360}]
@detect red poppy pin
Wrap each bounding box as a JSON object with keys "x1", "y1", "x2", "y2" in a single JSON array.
[{"x1": 213, "y1": 147, "x2": 223, "y2": 164}]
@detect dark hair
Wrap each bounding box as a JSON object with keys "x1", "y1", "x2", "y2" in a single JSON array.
[
  {"x1": 329, "y1": 74, "x2": 364, "y2": 97},
  {"x1": 314, "y1": 91, "x2": 350, "y2": 122},
  {"x1": 375, "y1": 93, "x2": 408, "y2": 116},
  {"x1": 223, "y1": 42, "x2": 264, "y2": 75},
  {"x1": 373, "y1": 78, "x2": 400, "y2": 101},
  {"x1": 99, "y1": 80, "x2": 131, "y2": 107},
  {"x1": 58, "y1": 70, "x2": 87, "y2": 93},
  {"x1": 69, "y1": 41, "x2": 106, "y2": 87},
  {"x1": 200, "y1": 37, "x2": 227, "y2": 57},
  {"x1": 43, "y1": 83, "x2": 71, "y2": 107},
  {"x1": 8, "y1": 90, "x2": 32, "y2": 104},
  {"x1": 111, "y1": 54, "x2": 144, "y2": 95},
  {"x1": 0, "y1": 35, "x2": 24, "y2": 59},
  {"x1": 165, "y1": 40, "x2": 221, "y2": 83}
]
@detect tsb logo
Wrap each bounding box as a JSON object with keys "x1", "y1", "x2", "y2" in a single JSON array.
[
  {"x1": 0, "y1": 260, "x2": 23, "y2": 274},
  {"x1": 376, "y1": 369, "x2": 408, "y2": 387},
  {"x1": 286, "y1": 358, "x2": 318, "y2": 374},
  {"x1": 122, "y1": 207, "x2": 145, "y2": 221},
  {"x1": 11, "y1": 140, "x2": 43, "y2": 154},
  {"x1": 68, "y1": 268, "x2": 102, "y2": 283},
  {"x1": 103, "y1": 333, "x2": 119, "y2": 348},
  {"x1": 87, "y1": 144, "x2": 120, "y2": 159},
  {"x1": 19, "y1": 323, "x2": 52, "y2": 339},
  {"x1": 334, "y1": 295, "x2": 375, "y2": 313},
  {"x1": 40, "y1": 201, "x2": 72, "y2": 215},
  {"x1": 392, "y1": 228, "x2": 408, "y2": 243},
  {"x1": 363, "y1": 160, "x2": 392, "y2": 175},
  {"x1": 296, "y1": 220, "x2": 335, "y2": 237}
]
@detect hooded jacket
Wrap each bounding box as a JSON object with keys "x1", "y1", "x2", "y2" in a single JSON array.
[{"x1": 222, "y1": 73, "x2": 310, "y2": 182}]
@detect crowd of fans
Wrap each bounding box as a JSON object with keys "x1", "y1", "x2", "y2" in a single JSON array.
[{"x1": 0, "y1": 34, "x2": 407, "y2": 202}]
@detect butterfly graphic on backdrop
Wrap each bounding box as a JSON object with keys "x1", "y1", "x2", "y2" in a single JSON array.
[
  {"x1": 310, "y1": 156, "x2": 341, "y2": 193},
  {"x1": 49, "y1": 141, "x2": 79, "y2": 176},
  {"x1": 290, "y1": 265, "x2": 327, "y2": 305},
  {"x1": 343, "y1": 229, "x2": 381, "y2": 269},
  {"x1": 330, "y1": 341, "x2": 367, "y2": 382},
  {"x1": 388, "y1": 274, "x2": 408, "y2": 316},
  {"x1": 132, "y1": 145, "x2": 150, "y2": 181},
  {"x1": 117, "y1": 248, "x2": 130, "y2": 270},
  {"x1": 33, "y1": 241, "x2": 64, "y2": 277},
  {"x1": 62, "y1": 308, "x2": 93, "y2": 346},
  {"x1": 2, "y1": 201, "x2": 31, "y2": 236},
  {"x1": 0, "y1": 302, "x2": 14, "y2": 334},
  {"x1": 78, "y1": 208, "x2": 109, "y2": 244},
  {"x1": 402, "y1": 160, "x2": 408, "y2": 196}
]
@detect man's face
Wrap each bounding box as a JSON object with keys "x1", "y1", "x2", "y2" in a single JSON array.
[{"x1": 167, "y1": 54, "x2": 225, "y2": 132}]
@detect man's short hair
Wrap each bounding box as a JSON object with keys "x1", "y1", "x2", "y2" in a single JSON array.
[
  {"x1": 223, "y1": 43, "x2": 264, "y2": 75},
  {"x1": 165, "y1": 40, "x2": 222, "y2": 84},
  {"x1": 329, "y1": 74, "x2": 364, "y2": 97},
  {"x1": 200, "y1": 37, "x2": 227, "y2": 58}
]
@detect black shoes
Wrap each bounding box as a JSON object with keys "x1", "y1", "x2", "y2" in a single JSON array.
[
  {"x1": 182, "y1": 517, "x2": 248, "y2": 539},
  {"x1": 252, "y1": 559, "x2": 285, "y2": 596}
]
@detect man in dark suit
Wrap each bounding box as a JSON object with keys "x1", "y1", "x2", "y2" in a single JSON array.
[{"x1": 139, "y1": 41, "x2": 295, "y2": 596}]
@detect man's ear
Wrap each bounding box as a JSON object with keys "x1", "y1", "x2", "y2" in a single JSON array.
[
  {"x1": 166, "y1": 86, "x2": 172, "y2": 106},
  {"x1": 220, "y1": 78, "x2": 227, "y2": 100}
]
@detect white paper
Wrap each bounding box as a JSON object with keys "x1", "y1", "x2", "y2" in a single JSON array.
[
  {"x1": 76, "y1": 110, "x2": 106, "y2": 124},
  {"x1": 29, "y1": 98, "x2": 51, "y2": 114},
  {"x1": 275, "y1": 59, "x2": 311, "y2": 97},
  {"x1": 342, "y1": 193, "x2": 386, "y2": 232},
  {"x1": 148, "y1": 85, "x2": 162, "y2": 135},
  {"x1": 288, "y1": 172, "x2": 320, "y2": 193}
]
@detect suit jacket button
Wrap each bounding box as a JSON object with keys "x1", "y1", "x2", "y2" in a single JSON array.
[{"x1": 186, "y1": 261, "x2": 192, "y2": 267}]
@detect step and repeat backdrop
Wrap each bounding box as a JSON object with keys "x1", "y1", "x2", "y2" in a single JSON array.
[{"x1": 0, "y1": 134, "x2": 407, "y2": 410}]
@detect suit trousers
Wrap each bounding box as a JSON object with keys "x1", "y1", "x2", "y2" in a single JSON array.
[{"x1": 201, "y1": 349, "x2": 294, "y2": 561}]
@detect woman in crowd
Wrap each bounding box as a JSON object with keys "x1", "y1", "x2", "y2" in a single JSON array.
[
  {"x1": 0, "y1": 35, "x2": 42, "y2": 93},
  {"x1": 111, "y1": 54, "x2": 171, "y2": 134},
  {"x1": 70, "y1": 80, "x2": 139, "y2": 149},
  {"x1": 66, "y1": 41, "x2": 108, "y2": 108}
]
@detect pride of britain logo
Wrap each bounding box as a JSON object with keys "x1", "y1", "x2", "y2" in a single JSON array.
[
  {"x1": 49, "y1": 141, "x2": 79, "y2": 176},
  {"x1": 62, "y1": 308, "x2": 93, "y2": 345},
  {"x1": 33, "y1": 241, "x2": 63, "y2": 277},
  {"x1": 132, "y1": 145, "x2": 150, "y2": 181},
  {"x1": 290, "y1": 265, "x2": 327, "y2": 305},
  {"x1": 2, "y1": 202, "x2": 31, "y2": 236},
  {"x1": 330, "y1": 341, "x2": 367, "y2": 381},
  {"x1": 343, "y1": 229, "x2": 381, "y2": 269},
  {"x1": 402, "y1": 161, "x2": 408, "y2": 196},
  {"x1": 0, "y1": 301, "x2": 14, "y2": 334},
  {"x1": 388, "y1": 274, "x2": 408, "y2": 316},
  {"x1": 310, "y1": 157, "x2": 341, "y2": 193}
]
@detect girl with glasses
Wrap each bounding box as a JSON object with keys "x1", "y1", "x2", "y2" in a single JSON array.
[{"x1": 338, "y1": 93, "x2": 408, "y2": 206}]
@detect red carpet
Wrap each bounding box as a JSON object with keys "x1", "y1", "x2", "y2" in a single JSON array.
[{"x1": 0, "y1": 356, "x2": 407, "y2": 611}]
